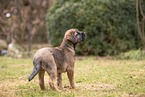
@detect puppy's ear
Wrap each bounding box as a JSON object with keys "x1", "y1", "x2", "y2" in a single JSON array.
[{"x1": 66, "y1": 34, "x2": 77, "y2": 43}]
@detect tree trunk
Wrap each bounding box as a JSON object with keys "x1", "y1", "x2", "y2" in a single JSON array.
[{"x1": 28, "y1": 22, "x2": 32, "y2": 56}]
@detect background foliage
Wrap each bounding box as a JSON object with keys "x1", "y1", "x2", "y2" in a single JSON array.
[
  {"x1": 46, "y1": 0, "x2": 143, "y2": 56},
  {"x1": 0, "y1": 0, "x2": 55, "y2": 44}
]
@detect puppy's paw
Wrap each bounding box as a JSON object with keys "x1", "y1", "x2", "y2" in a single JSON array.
[
  {"x1": 58, "y1": 85, "x2": 64, "y2": 90},
  {"x1": 70, "y1": 84, "x2": 79, "y2": 89},
  {"x1": 41, "y1": 88, "x2": 46, "y2": 91},
  {"x1": 54, "y1": 88, "x2": 61, "y2": 92}
]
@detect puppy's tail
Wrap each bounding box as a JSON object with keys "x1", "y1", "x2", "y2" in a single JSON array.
[{"x1": 28, "y1": 59, "x2": 42, "y2": 82}]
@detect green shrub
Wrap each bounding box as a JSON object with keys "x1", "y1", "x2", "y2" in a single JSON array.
[
  {"x1": 0, "y1": 39, "x2": 8, "y2": 51},
  {"x1": 118, "y1": 49, "x2": 145, "y2": 60},
  {"x1": 46, "y1": 0, "x2": 142, "y2": 55}
]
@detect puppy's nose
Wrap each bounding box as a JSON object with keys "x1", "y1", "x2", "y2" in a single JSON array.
[
  {"x1": 82, "y1": 32, "x2": 87, "y2": 41},
  {"x1": 83, "y1": 32, "x2": 87, "y2": 38}
]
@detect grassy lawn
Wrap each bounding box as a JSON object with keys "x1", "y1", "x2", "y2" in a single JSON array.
[{"x1": 0, "y1": 56, "x2": 145, "y2": 97}]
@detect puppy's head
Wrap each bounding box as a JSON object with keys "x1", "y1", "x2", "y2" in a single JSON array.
[{"x1": 65, "y1": 29, "x2": 87, "y2": 44}]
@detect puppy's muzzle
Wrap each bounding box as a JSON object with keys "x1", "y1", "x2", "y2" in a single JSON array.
[{"x1": 82, "y1": 32, "x2": 87, "y2": 41}]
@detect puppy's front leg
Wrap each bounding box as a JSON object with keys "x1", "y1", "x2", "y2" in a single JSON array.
[
  {"x1": 38, "y1": 68, "x2": 46, "y2": 90},
  {"x1": 57, "y1": 73, "x2": 63, "y2": 88},
  {"x1": 67, "y1": 69, "x2": 75, "y2": 88}
]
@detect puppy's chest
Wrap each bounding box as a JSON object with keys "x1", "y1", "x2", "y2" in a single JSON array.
[{"x1": 52, "y1": 48, "x2": 75, "y2": 72}]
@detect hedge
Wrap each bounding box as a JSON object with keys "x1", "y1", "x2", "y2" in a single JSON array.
[{"x1": 46, "y1": 0, "x2": 142, "y2": 55}]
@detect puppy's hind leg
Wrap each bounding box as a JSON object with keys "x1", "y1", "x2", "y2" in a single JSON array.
[
  {"x1": 48, "y1": 71, "x2": 59, "y2": 91},
  {"x1": 43, "y1": 57, "x2": 59, "y2": 91},
  {"x1": 38, "y1": 68, "x2": 46, "y2": 90}
]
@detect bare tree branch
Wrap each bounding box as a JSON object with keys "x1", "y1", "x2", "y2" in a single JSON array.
[
  {"x1": 136, "y1": 0, "x2": 143, "y2": 40},
  {"x1": 137, "y1": 0, "x2": 145, "y2": 50},
  {"x1": 139, "y1": 0, "x2": 145, "y2": 17}
]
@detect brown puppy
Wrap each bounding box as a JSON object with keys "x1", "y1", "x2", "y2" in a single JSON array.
[{"x1": 28, "y1": 29, "x2": 86, "y2": 91}]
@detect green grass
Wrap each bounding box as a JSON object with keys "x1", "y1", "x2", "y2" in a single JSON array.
[{"x1": 0, "y1": 56, "x2": 145, "y2": 97}]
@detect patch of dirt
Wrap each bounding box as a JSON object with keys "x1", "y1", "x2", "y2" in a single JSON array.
[
  {"x1": 96, "y1": 56, "x2": 115, "y2": 60},
  {"x1": 77, "y1": 83, "x2": 116, "y2": 91},
  {"x1": 76, "y1": 56, "x2": 87, "y2": 60}
]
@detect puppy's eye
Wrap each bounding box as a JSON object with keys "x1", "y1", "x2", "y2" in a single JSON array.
[{"x1": 74, "y1": 32, "x2": 79, "y2": 36}]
